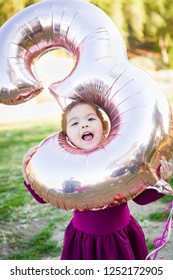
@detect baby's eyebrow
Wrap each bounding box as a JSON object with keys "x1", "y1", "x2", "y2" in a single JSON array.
[
  {"x1": 87, "y1": 113, "x2": 96, "y2": 117},
  {"x1": 68, "y1": 117, "x2": 79, "y2": 124}
]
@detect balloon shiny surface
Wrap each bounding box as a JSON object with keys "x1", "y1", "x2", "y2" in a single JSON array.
[
  {"x1": 0, "y1": 0, "x2": 172, "y2": 210},
  {"x1": 0, "y1": 0, "x2": 127, "y2": 105}
]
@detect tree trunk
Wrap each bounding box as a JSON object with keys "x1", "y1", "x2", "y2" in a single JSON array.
[{"x1": 158, "y1": 34, "x2": 170, "y2": 65}]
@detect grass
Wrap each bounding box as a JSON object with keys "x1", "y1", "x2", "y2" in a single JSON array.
[
  {"x1": 7, "y1": 220, "x2": 61, "y2": 260},
  {"x1": 148, "y1": 211, "x2": 169, "y2": 222},
  {"x1": 7, "y1": 216, "x2": 70, "y2": 260},
  {"x1": 147, "y1": 178, "x2": 173, "y2": 222},
  {"x1": 146, "y1": 239, "x2": 156, "y2": 251},
  {"x1": 0, "y1": 120, "x2": 58, "y2": 223},
  {"x1": 0, "y1": 120, "x2": 72, "y2": 260}
]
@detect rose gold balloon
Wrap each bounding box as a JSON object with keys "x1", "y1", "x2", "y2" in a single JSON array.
[
  {"x1": 26, "y1": 61, "x2": 173, "y2": 210},
  {"x1": 0, "y1": 0, "x2": 127, "y2": 105},
  {"x1": 0, "y1": 0, "x2": 172, "y2": 210}
]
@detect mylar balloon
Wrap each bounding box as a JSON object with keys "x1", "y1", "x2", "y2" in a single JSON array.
[
  {"x1": 0, "y1": 0, "x2": 172, "y2": 210},
  {"x1": 0, "y1": 0, "x2": 127, "y2": 105}
]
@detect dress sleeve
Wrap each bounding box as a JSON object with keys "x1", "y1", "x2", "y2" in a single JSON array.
[
  {"x1": 133, "y1": 164, "x2": 169, "y2": 205},
  {"x1": 133, "y1": 189, "x2": 164, "y2": 205},
  {"x1": 24, "y1": 181, "x2": 47, "y2": 204}
]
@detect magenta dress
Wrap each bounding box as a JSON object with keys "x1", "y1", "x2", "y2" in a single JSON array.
[{"x1": 24, "y1": 181, "x2": 164, "y2": 260}]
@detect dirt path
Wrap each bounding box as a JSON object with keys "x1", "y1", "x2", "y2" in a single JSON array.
[{"x1": 129, "y1": 200, "x2": 173, "y2": 260}]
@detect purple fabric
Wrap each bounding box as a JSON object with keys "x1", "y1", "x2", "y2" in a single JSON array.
[
  {"x1": 24, "y1": 182, "x2": 164, "y2": 260},
  {"x1": 73, "y1": 203, "x2": 130, "y2": 235},
  {"x1": 61, "y1": 204, "x2": 149, "y2": 260},
  {"x1": 61, "y1": 190, "x2": 165, "y2": 260},
  {"x1": 24, "y1": 181, "x2": 46, "y2": 204},
  {"x1": 133, "y1": 189, "x2": 164, "y2": 205}
]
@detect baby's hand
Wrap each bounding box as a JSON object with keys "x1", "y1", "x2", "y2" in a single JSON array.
[
  {"x1": 160, "y1": 156, "x2": 173, "y2": 181},
  {"x1": 146, "y1": 157, "x2": 173, "y2": 195}
]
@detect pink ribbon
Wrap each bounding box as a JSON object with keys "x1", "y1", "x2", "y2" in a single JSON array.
[{"x1": 146, "y1": 201, "x2": 173, "y2": 260}]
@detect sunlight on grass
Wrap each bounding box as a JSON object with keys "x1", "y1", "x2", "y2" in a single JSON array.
[
  {"x1": 7, "y1": 220, "x2": 62, "y2": 260},
  {"x1": 0, "y1": 120, "x2": 61, "y2": 222},
  {"x1": 0, "y1": 119, "x2": 73, "y2": 259}
]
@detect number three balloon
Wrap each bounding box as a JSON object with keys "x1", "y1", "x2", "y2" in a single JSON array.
[{"x1": 0, "y1": 0, "x2": 172, "y2": 210}]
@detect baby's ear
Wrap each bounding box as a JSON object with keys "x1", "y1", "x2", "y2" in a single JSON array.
[{"x1": 103, "y1": 120, "x2": 109, "y2": 134}]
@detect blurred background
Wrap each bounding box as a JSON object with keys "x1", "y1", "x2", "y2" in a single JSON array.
[
  {"x1": 0, "y1": 0, "x2": 172, "y2": 124},
  {"x1": 1, "y1": 0, "x2": 173, "y2": 67},
  {"x1": 0, "y1": 0, "x2": 173, "y2": 260}
]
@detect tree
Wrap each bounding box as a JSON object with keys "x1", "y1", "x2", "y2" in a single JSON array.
[
  {"x1": 0, "y1": 0, "x2": 40, "y2": 26},
  {"x1": 0, "y1": 0, "x2": 24, "y2": 26},
  {"x1": 144, "y1": 0, "x2": 173, "y2": 65},
  {"x1": 1, "y1": 0, "x2": 173, "y2": 66},
  {"x1": 122, "y1": 0, "x2": 146, "y2": 41},
  {"x1": 88, "y1": 0, "x2": 147, "y2": 47}
]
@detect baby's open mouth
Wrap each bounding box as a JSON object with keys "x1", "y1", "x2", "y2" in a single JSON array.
[{"x1": 82, "y1": 132, "x2": 94, "y2": 141}]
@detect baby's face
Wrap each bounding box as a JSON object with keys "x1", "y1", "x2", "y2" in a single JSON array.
[{"x1": 66, "y1": 103, "x2": 104, "y2": 150}]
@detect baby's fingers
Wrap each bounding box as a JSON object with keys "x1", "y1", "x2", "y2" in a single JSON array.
[{"x1": 160, "y1": 160, "x2": 173, "y2": 180}]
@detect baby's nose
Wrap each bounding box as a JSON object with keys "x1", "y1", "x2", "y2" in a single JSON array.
[{"x1": 82, "y1": 124, "x2": 89, "y2": 128}]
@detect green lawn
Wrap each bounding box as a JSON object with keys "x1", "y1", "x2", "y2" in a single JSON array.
[
  {"x1": 0, "y1": 120, "x2": 72, "y2": 260},
  {"x1": 0, "y1": 120, "x2": 60, "y2": 223}
]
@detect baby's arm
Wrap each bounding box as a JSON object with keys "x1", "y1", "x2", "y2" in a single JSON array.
[
  {"x1": 22, "y1": 145, "x2": 47, "y2": 204},
  {"x1": 24, "y1": 181, "x2": 47, "y2": 204},
  {"x1": 133, "y1": 158, "x2": 173, "y2": 205},
  {"x1": 133, "y1": 189, "x2": 164, "y2": 205}
]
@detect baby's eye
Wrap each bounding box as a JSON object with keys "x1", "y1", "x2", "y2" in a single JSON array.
[
  {"x1": 88, "y1": 117, "x2": 95, "y2": 121},
  {"x1": 71, "y1": 122, "x2": 78, "y2": 127}
]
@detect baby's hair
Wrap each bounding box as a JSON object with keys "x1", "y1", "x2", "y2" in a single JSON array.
[{"x1": 61, "y1": 99, "x2": 108, "y2": 135}]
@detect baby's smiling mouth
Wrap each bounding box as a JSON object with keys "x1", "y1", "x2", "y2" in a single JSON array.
[{"x1": 82, "y1": 132, "x2": 94, "y2": 141}]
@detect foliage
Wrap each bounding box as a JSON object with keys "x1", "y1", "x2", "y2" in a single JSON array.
[
  {"x1": 144, "y1": 0, "x2": 173, "y2": 66},
  {"x1": 122, "y1": 0, "x2": 146, "y2": 40},
  {"x1": 0, "y1": 0, "x2": 37, "y2": 26}
]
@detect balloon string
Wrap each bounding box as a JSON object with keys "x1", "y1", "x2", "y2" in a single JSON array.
[{"x1": 146, "y1": 201, "x2": 173, "y2": 260}]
